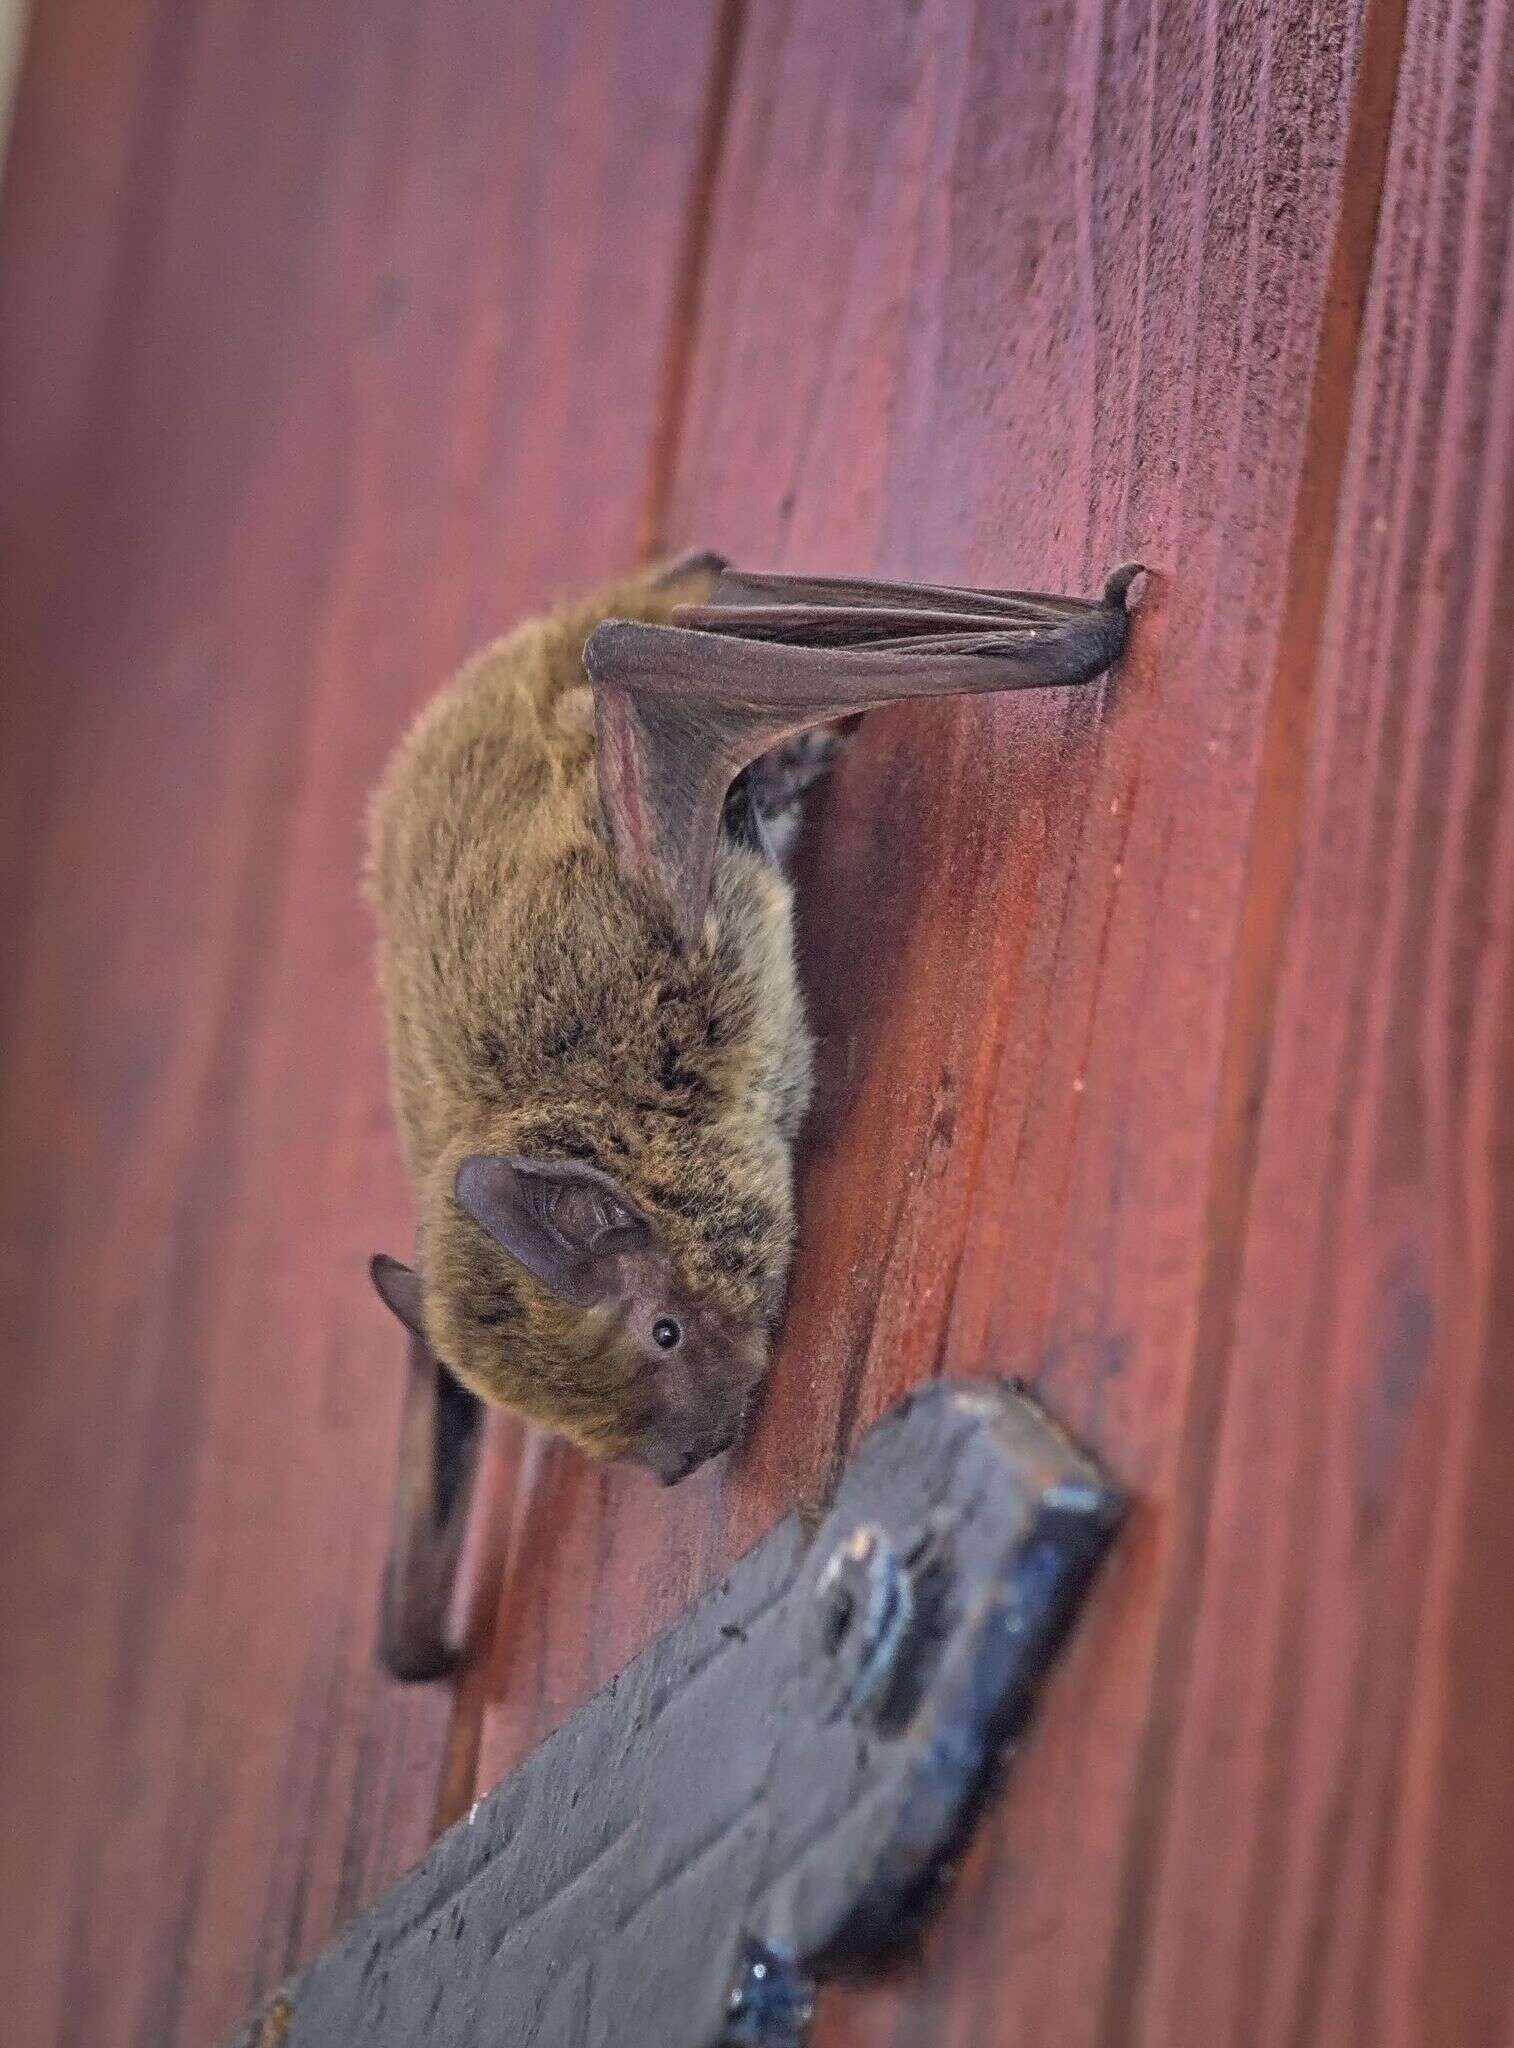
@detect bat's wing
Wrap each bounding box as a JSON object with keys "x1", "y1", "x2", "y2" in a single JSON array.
[
  {"x1": 584, "y1": 562, "x2": 1143, "y2": 940},
  {"x1": 376, "y1": 559, "x2": 1140, "y2": 1678},
  {"x1": 379, "y1": 1335, "x2": 485, "y2": 1681}
]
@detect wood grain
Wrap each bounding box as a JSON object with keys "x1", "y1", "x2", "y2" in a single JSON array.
[
  {"x1": 651, "y1": 0, "x2": 1508, "y2": 2041},
  {"x1": 0, "y1": 3, "x2": 721, "y2": 2042},
  {"x1": 1128, "y1": 0, "x2": 1514, "y2": 2035},
  {"x1": 5, "y1": 0, "x2": 1511, "y2": 2041},
  {"x1": 470, "y1": 0, "x2": 1431, "y2": 2042}
]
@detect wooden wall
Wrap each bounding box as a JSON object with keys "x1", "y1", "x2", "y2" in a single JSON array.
[{"x1": 1, "y1": 1, "x2": 1509, "y2": 2043}]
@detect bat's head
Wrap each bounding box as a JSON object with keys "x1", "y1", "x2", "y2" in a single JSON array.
[{"x1": 371, "y1": 1147, "x2": 786, "y2": 1483}]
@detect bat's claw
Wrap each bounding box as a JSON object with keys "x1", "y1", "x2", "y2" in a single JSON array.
[
  {"x1": 750, "y1": 726, "x2": 847, "y2": 813},
  {"x1": 1102, "y1": 561, "x2": 1149, "y2": 613},
  {"x1": 724, "y1": 727, "x2": 851, "y2": 868},
  {"x1": 651, "y1": 547, "x2": 730, "y2": 592}
]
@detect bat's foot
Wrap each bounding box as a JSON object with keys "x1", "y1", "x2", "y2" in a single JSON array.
[
  {"x1": 726, "y1": 726, "x2": 850, "y2": 866},
  {"x1": 752, "y1": 724, "x2": 848, "y2": 811}
]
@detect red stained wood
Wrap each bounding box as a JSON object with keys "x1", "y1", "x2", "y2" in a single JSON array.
[
  {"x1": 484, "y1": 0, "x2": 1379, "y2": 2017},
  {"x1": 1128, "y1": 0, "x2": 1514, "y2": 2036},
  {"x1": 0, "y1": 3, "x2": 721, "y2": 2042},
  {"x1": 474, "y1": 1, "x2": 1512, "y2": 2044},
  {"x1": 4, "y1": 0, "x2": 1511, "y2": 2041}
]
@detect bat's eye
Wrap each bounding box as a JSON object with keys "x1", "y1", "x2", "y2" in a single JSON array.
[{"x1": 652, "y1": 1317, "x2": 682, "y2": 1351}]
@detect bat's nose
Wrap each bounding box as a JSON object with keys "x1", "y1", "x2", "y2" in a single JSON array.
[
  {"x1": 639, "y1": 1411, "x2": 739, "y2": 1486},
  {"x1": 635, "y1": 1351, "x2": 752, "y2": 1484}
]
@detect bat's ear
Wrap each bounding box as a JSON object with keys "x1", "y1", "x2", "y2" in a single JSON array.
[
  {"x1": 453, "y1": 1155, "x2": 651, "y2": 1305},
  {"x1": 370, "y1": 1253, "x2": 427, "y2": 1340}
]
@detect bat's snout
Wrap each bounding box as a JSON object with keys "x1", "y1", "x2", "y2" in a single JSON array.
[
  {"x1": 634, "y1": 1374, "x2": 750, "y2": 1486},
  {"x1": 626, "y1": 1320, "x2": 766, "y2": 1485},
  {"x1": 639, "y1": 1416, "x2": 740, "y2": 1487}
]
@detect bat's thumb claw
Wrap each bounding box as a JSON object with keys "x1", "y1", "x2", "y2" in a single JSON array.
[
  {"x1": 1103, "y1": 562, "x2": 1150, "y2": 613},
  {"x1": 651, "y1": 547, "x2": 730, "y2": 591}
]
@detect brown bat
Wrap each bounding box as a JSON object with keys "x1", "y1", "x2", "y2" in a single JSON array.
[{"x1": 365, "y1": 550, "x2": 1140, "y2": 1676}]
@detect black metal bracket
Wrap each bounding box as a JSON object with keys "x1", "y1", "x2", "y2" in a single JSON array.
[{"x1": 232, "y1": 1379, "x2": 1121, "y2": 2047}]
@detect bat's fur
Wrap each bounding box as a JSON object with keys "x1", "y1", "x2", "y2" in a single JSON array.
[{"x1": 365, "y1": 558, "x2": 815, "y2": 1470}]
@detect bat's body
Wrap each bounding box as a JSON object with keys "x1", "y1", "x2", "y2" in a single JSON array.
[
  {"x1": 367, "y1": 558, "x2": 811, "y2": 1481},
  {"x1": 365, "y1": 548, "x2": 1139, "y2": 1676}
]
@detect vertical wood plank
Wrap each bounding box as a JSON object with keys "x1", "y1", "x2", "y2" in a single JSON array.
[
  {"x1": 460, "y1": 0, "x2": 1409, "y2": 2039},
  {"x1": 0, "y1": 4, "x2": 720, "y2": 2043},
  {"x1": 1129, "y1": 0, "x2": 1514, "y2": 2036},
  {"x1": 466, "y1": 0, "x2": 1429, "y2": 2042},
  {"x1": 684, "y1": 5, "x2": 1385, "y2": 2039}
]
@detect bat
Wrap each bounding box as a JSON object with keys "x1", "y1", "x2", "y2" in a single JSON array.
[{"x1": 365, "y1": 550, "x2": 1140, "y2": 1676}]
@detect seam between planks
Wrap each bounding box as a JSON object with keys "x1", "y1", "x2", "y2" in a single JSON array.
[
  {"x1": 434, "y1": 0, "x2": 755, "y2": 1832},
  {"x1": 1096, "y1": 0, "x2": 1416, "y2": 2034},
  {"x1": 637, "y1": 0, "x2": 749, "y2": 562}
]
